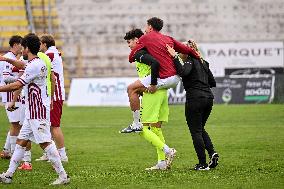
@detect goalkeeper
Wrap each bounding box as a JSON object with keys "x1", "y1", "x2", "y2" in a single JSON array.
[{"x1": 120, "y1": 29, "x2": 177, "y2": 170}]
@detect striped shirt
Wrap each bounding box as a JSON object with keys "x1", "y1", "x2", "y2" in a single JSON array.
[
  {"x1": 1, "y1": 51, "x2": 23, "y2": 103},
  {"x1": 45, "y1": 46, "x2": 65, "y2": 101},
  {"x1": 17, "y1": 57, "x2": 50, "y2": 120}
]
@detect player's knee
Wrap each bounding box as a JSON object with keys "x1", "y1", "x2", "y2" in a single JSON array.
[{"x1": 127, "y1": 84, "x2": 135, "y2": 94}]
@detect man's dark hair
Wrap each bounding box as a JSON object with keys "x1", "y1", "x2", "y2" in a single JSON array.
[
  {"x1": 9, "y1": 35, "x2": 23, "y2": 47},
  {"x1": 40, "y1": 34, "x2": 55, "y2": 48},
  {"x1": 124, "y1": 29, "x2": 144, "y2": 40},
  {"x1": 147, "y1": 17, "x2": 163, "y2": 31},
  {"x1": 21, "y1": 33, "x2": 40, "y2": 55}
]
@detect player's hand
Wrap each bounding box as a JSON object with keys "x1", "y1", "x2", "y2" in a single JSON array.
[
  {"x1": 147, "y1": 85, "x2": 157, "y2": 93},
  {"x1": 166, "y1": 44, "x2": 177, "y2": 57},
  {"x1": 0, "y1": 55, "x2": 7, "y2": 61},
  {"x1": 7, "y1": 102, "x2": 18, "y2": 112},
  {"x1": 50, "y1": 99, "x2": 54, "y2": 110}
]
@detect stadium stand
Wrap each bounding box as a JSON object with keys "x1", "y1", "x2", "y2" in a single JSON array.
[
  {"x1": 56, "y1": 0, "x2": 284, "y2": 79},
  {"x1": 0, "y1": 0, "x2": 283, "y2": 99},
  {"x1": 0, "y1": 0, "x2": 29, "y2": 50}
]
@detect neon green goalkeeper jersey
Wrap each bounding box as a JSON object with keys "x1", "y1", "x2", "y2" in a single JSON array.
[
  {"x1": 135, "y1": 61, "x2": 169, "y2": 123},
  {"x1": 37, "y1": 52, "x2": 52, "y2": 96},
  {"x1": 135, "y1": 61, "x2": 151, "y2": 78}
]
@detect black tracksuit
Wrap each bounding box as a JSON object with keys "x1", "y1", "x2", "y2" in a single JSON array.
[{"x1": 173, "y1": 56, "x2": 217, "y2": 165}]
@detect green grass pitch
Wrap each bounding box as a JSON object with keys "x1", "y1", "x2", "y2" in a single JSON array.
[{"x1": 0, "y1": 104, "x2": 284, "y2": 188}]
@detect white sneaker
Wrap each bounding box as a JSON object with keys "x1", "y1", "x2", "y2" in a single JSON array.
[
  {"x1": 120, "y1": 122, "x2": 143, "y2": 133},
  {"x1": 61, "y1": 156, "x2": 68, "y2": 163},
  {"x1": 35, "y1": 153, "x2": 48, "y2": 161},
  {"x1": 145, "y1": 161, "x2": 167, "y2": 171},
  {"x1": 0, "y1": 172, "x2": 12, "y2": 184},
  {"x1": 166, "y1": 148, "x2": 177, "y2": 168},
  {"x1": 131, "y1": 122, "x2": 143, "y2": 132},
  {"x1": 50, "y1": 175, "x2": 70, "y2": 185}
]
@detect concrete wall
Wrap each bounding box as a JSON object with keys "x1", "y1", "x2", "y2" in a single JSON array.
[{"x1": 56, "y1": 0, "x2": 284, "y2": 78}]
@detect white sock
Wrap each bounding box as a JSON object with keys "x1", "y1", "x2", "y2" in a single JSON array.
[
  {"x1": 163, "y1": 144, "x2": 170, "y2": 154},
  {"x1": 23, "y1": 150, "x2": 32, "y2": 162},
  {"x1": 58, "y1": 147, "x2": 67, "y2": 159},
  {"x1": 3, "y1": 131, "x2": 10, "y2": 151},
  {"x1": 132, "y1": 110, "x2": 141, "y2": 124},
  {"x1": 7, "y1": 144, "x2": 26, "y2": 176},
  {"x1": 44, "y1": 143, "x2": 67, "y2": 178},
  {"x1": 10, "y1": 136, "x2": 17, "y2": 154}
]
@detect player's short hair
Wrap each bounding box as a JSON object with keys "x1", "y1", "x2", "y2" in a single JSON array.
[
  {"x1": 9, "y1": 35, "x2": 23, "y2": 47},
  {"x1": 40, "y1": 34, "x2": 55, "y2": 48},
  {"x1": 124, "y1": 29, "x2": 144, "y2": 40},
  {"x1": 147, "y1": 17, "x2": 163, "y2": 31},
  {"x1": 21, "y1": 33, "x2": 40, "y2": 55}
]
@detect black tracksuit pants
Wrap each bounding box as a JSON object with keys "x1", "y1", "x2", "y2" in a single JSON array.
[{"x1": 185, "y1": 97, "x2": 215, "y2": 164}]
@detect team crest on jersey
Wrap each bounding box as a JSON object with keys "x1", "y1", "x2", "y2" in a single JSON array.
[
  {"x1": 41, "y1": 66, "x2": 47, "y2": 72},
  {"x1": 40, "y1": 66, "x2": 47, "y2": 77}
]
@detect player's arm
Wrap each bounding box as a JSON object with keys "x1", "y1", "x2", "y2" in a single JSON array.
[
  {"x1": 2, "y1": 63, "x2": 15, "y2": 84},
  {"x1": 0, "y1": 81, "x2": 23, "y2": 92},
  {"x1": 129, "y1": 43, "x2": 145, "y2": 62},
  {"x1": 7, "y1": 71, "x2": 24, "y2": 111},
  {"x1": 133, "y1": 49, "x2": 159, "y2": 85},
  {"x1": 204, "y1": 60, "x2": 216, "y2": 88},
  {"x1": 0, "y1": 55, "x2": 25, "y2": 70},
  {"x1": 50, "y1": 71, "x2": 56, "y2": 110},
  {"x1": 166, "y1": 44, "x2": 193, "y2": 76},
  {"x1": 128, "y1": 34, "x2": 149, "y2": 62},
  {"x1": 171, "y1": 38, "x2": 200, "y2": 59},
  {"x1": 6, "y1": 88, "x2": 22, "y2": 112}
]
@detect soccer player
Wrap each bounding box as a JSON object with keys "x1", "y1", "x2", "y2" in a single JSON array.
[
  {"x1": 0, "y1": 33, "x2": 70, "y2": 185},
  {"x1": 166, "y1": 40, "x2": 219, "y2": 170},
  {"x1": 123, "y1": 17, "x2": 200, "y2": 133},
  {"x1": 17, "y1": 52, "x2": 55, "y2": 170},
  {"x1": 122, "y1": 29, "x2": 177, "y2": 170},
  {"x1": 0, "y1": 35, "x2": 24, "y2": 159},
  {"x1": 35, "y1": 34, "x2": 68, "y2": 162}
]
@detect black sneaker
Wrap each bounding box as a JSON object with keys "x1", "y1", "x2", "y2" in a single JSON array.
[
  {"x1": 194, "y1": 164, "x2": 210, "y2": 171},
  {"x1": 209, "y1": 153, "x2": 219, "y2": 168}
]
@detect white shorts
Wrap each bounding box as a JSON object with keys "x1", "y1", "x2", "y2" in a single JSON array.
[
  {"x1": 17, "y1": 118, "x2": 52, "y2": 144},
  {"x1": 5, "y1": 102, "x2": 23, "y2": 123},
  {"x1": 140, "y1": 75, "x2": 181, "y2": 89}
]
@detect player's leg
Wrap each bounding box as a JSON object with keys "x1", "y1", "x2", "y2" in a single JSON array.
[
  {"x1": 0, "y1": 118, "x2": 31, "y2": 184},
  {"x1": 40, "y1": 141, "x2": 70, "y2": 185},
  {"x1": 156, "y1": 75, "x2": 181, "y2": 90},
  {"x1": 5, "y1": 103, "x2": 22, "y2": 155},
  {"x1": 151, "y1": 90, "x2": 176, "y2": 168},
  {"x1": 51, "y1": 127, "x2": 68, "y2": 162},
  {"x1": 123, "y1": 80, "x2": 147, "y2": 132},
  {"x1": 139, "y1": 125, "x2": 173, "y2": 171},
  {"x1": 140, "y1": 91, "x2": 176, "y2": 170},
  {"x1": 50, "y1": 100, "x2": 68, "y2": 162},
  {"x1": 18, "y1": 141, "x2": 32, "y2": 171},
  {"x1": 0, "y1": 131, "x2": 11, "y2": 159},
  {"x1": 150, "y1": 123, "x2": 166, "y2": 164},
  {"x1": 185, "y1": 98, "x2": 209, "y2": 171},
  {"x1": 201, "y1": 98, "x2": 218, "y2": 168},
  {"x1": 9, "y1": 122, "x2": 21, "y2": 154},
  {"x1": 31, "y1": 119, "x2": 69, "y2": 185},
  {"x1": 127, "y1": 80, "x2": 146, "y2": 111},
  {"x1": 18, "y1": 104, "x2": 32, "y2": 171}
]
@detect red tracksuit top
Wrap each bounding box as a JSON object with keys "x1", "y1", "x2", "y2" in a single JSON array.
[{"x1": 129, "y1": 31, "x2": 199, "y2": 79}]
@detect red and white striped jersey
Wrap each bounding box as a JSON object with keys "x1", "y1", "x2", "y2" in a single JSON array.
[
  {"x1": 1, "y1": 51, "x2": 23, "y2": 103},
  {"x1": 45, "y1": 46, "x2": 65, "y2": 101},
  {"x1": 17, "y1": 57, "x2": 50, "y2": 120}
]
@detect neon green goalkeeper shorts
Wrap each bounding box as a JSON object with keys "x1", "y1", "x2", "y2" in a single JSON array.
[{"x1": 141, "y1": 89, "x2": 169, "y2": 124}]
